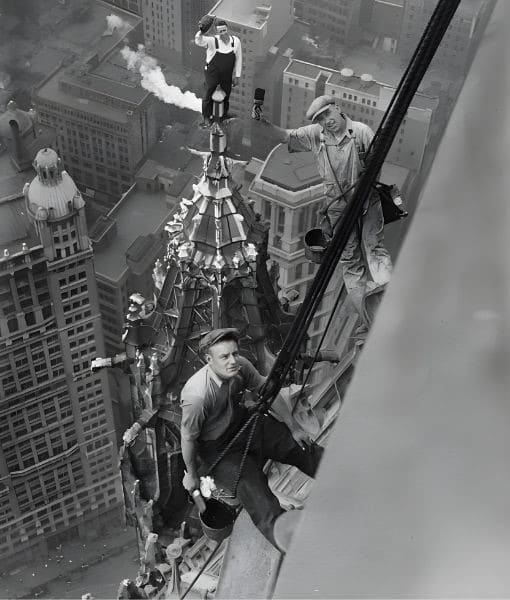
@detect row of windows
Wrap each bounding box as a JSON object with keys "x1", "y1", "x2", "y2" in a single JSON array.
[
  {"x1": 64, "y1": 308, "x2": 92, "y2": 327},
  {"x1": 13, "y1": 456, "x2": 84, "y2": 512}
]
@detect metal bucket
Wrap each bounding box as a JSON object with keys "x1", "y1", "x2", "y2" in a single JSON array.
[
  {"x1": 199, "y1": 498, "x2": 236, "y2": 543},
  {"x1": 304, "y1": 228, "x2": 329, "y2": 264}
]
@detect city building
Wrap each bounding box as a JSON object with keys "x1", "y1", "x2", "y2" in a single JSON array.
[
  {"x1": 293, "y1": 0, "x2": 363, "y2": 46},
  {"x1": 360, "y1": 0, "x2": 405, "y2": 53},
  {"x1": 32, "y1": 3, "x2": 157, "y2": 211},
  {"x1": 92, "y1": 127, "x2": 201, "y2": 356},
  {"x1": 399, "y1": 0, "x2": 488, "y2": 73},
  {"x1": 281, "y1": 60, "x2": 438, "y2": 171},
  {"x1": 250, "y1": 20, "x2": 311, "y2": 159},
  {"x1": 249, "y1": 143, "x2": 345, "y2": 348},
  {"x1": 0, "y1": 147, "x2": 122, "y2": 568},
  {"x1": 103, "y1": 0, "x2": 143, "y2": 14},
  {"x1": 141, "y1": 0, "x2": 215, "y2": 67},
  {"x1": 210, "y1": 0, "x2": 294, "y2": 142}
]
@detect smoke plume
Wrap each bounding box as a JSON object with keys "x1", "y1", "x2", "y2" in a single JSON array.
[
  {"x1": 303, "y1": 34, "x2": 320, "y2": 49},
  {"x1": 105, "y1": 14, "x2": 131, "y2": 36},
  {"x1": 121, "y1": 45, "x2": 201, "y2": 112}
]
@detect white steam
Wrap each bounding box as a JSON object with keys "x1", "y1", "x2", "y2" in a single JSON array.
[
  {"x1": 121, "y1": 45, "x2": 201, "y2": 112},
  {"x1": 105, "y1": 14, "x2": 131, "y2": 36},
  {"x1": 303, "y1": 34, "x2": 319, "y2": 49}
]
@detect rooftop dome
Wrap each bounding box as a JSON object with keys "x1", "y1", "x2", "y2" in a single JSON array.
[
  {"x1": 26, "y1": 148, "x2": 84, "y2": 219},
  {"x1": 0, "y1": 100, "x2": 35, "y2": 139}
]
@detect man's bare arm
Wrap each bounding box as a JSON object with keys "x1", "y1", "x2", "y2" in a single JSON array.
[
  {"x1": 255, "y1": 118, "x2": 291, "y2": 144},
  {"x1": 181, "y1": 438, "x2": 201, "y2": 491}
]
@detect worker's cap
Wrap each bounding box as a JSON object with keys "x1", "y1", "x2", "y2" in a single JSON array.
[
  {"x1": 199, "y1": 328, "x2": 240, "y2": 352},
  {"x1": 306, "y1": 95, "x2": 337, "y2": 122}
]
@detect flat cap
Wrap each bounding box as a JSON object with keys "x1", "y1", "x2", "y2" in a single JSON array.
[
  {"x1": 305, "y1": 94, "x2": 336, "y2": 122},
  {"x1": 199, "y1": 328, "x2": 239, "y2": 352}
]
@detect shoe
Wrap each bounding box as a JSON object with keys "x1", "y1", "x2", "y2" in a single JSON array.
[
  {"x1": 222, "y1": 112, "x2": 237, "y2": 120},
  {"x1": 200, "y1": 119, "x2": 212, "y2": 129}
]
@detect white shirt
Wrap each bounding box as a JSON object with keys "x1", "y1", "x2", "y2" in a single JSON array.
[{"x1": 194, "y1": 32, "x2": 243, "y2": 78}]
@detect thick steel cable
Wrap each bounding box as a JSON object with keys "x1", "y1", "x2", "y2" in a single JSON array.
[{"x1": 257, "y1": 0, "x2": 462, "y2": 412}]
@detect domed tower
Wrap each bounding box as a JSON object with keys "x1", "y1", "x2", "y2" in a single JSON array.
[
  {"x1": 24, "y1": 148, "x2": 89, "y2": 261},
  {"x1": 0, "y1": 149, "x2": 122, "y2": 567}
]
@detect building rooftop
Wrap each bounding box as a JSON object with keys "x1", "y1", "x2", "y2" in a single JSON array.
[
  {"x1": 56, "y1": 0, "x2": 142, "y2": 63},
  {"x1": 87, "y1": 50, "x2": 149, "y2": 104},
  {"x1": 267, "y1": 18, "x2": 310, "y2": 57},
  {"x1": 145, "y1": 128, "x2": 204, "y2": 175},
  {"x1": 0, "y1": 197, "x2": 38, "y2": 258},
  {"x1": 286, "y1": 60, "x2": 438, "y2": 111},
  {"x1": 93, "y1": 186, "x2": 177, "y2": 281},
  {"x1": 328, "y1": 71, "x2": 381, "y2": 96},
  {"x1": 285, "y1": 60, "x2": 325, "y2": 80},
  {"x1": 0, "y1": 152, "x2": 33, "y2": 201},
  {"x1": 259, "y1": 144, "x2": 322, "y2": 192},
  {"x1": 37, "y1": 70, "x2": 130, "y2": 123},
  {"x1": 212, "y1": 0, "x2": 272, "y2": 29}
]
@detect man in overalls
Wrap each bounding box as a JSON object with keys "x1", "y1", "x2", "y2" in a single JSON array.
[
  {"x1": 255, "y1": 95, "x2": 393, "y2": 341},
  {"x1": 195, "y1": 17, "x2": 242, "y2": 127}
]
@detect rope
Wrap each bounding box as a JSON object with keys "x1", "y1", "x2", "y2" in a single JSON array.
[
  {"x1": 255, "y1": 0, "x2": 462, "y2": 416},
  {"x1": 229, "y1": 413, "x2": 259, "y2": 496},
  {"x1": 206, "y1": 411, "x2": 260, "y2": 498}
]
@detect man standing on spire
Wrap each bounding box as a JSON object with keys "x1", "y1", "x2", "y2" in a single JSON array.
[{"x1": 195, "y1": 16, "x2": 242, "y2": 127}]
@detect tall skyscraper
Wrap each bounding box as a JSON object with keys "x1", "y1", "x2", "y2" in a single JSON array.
[{"x1": 0, "y1": 148, "x2": 122, "y2": 568}]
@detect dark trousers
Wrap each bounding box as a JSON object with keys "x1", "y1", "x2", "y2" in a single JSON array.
[
  {"x1": 202, "y1": 64, "x2": 233, "y2": 119},
  {"x1": 199, "y1": 408, "x2": 324, "y2": 548}
]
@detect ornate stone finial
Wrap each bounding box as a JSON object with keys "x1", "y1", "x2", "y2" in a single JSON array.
[{"x1": 33, "y1": 148, "x2": 63, "y2": 185}]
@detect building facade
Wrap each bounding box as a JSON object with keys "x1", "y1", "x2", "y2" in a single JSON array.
[
  {"x1": 281, "y1": 60, "x2": 438, "y2": 171},
  {"x1": 293, "y1": 0, "x2": 363, "y2": 45},
  {"x1": 32, "y1": 10, "x2": 157, "y2": 210},
  {"x1": 142, "y1": 0, "x2": 215, "y2": 66},
  {"x1": 104, "y1": 0, "x2": 143, "y2": 14},
  {"x1": 398, "y1": 0, "x2": 488, "y2": 73},
  {"x1": 0, "y1": 149, "x2": 122, "y2": 568}
]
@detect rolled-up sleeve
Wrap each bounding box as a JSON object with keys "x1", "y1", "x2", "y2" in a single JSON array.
[
  {"x1": 180, "y1": 391, "x2": 206, "y2": 442},
  {"x1": 287, "y1": 124, "x2": 321, "y2": 153},
  {"x1": 195, "y1": 31, "x2": 214, "y2": 48}
]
